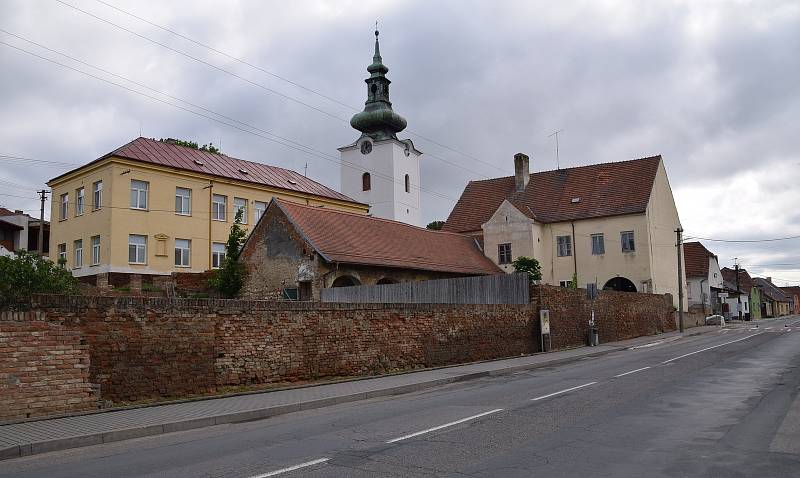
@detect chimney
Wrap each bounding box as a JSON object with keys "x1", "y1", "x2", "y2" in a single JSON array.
[
  {"x1": 14, "y1": 210, "x2": 23, "y2": 215},
  {"x1": 514, "y1": 153, "x2": 530, "y2": 192},
  {"x1": 766, "y1": 277, "x2": 772, "y2": 284}
]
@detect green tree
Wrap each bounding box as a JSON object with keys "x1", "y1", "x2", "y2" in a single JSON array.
[
  {"x1": 570, "y1": 272, "x2": 578, "y2": 288},
  {"x1": 158, "y1": 138, "x2": 220, "y2": 154},
  {"x1": 0, "y1": 250, "x2": 78, "y2": 309},
  {"x1": 209, "y1": 209, "x2": 247, "y2": 298},
  {"x1": 512, "y1": 256, "x2": 542, "y2": 284},
  {"x1": 426, "y1": 220, "x2": 445, "y2": 230}
]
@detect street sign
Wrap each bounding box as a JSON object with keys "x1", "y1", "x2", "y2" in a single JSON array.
[{"x1": 540, "y1": 309, "x2": 550, "y2": 335}]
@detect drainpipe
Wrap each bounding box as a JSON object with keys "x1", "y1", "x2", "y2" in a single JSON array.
[
  {"x1": 571, "y1": 222, "x2": 578, "y2": 286},
  {"x1": 700, "y1": 278, "x2": 708, "y2": 315}
]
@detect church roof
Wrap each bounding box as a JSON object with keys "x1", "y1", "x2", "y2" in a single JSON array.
[
  {"x1": 49, "y1": 137, "x2": 362, "y2": 205},
  {"x1": 443, "y1": 156, "x2": 663, "y2": 233},
  {"x1": 271, "y1": 199, "x2": 502, "y2": 276}
]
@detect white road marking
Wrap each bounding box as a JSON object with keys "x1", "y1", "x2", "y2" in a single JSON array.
[
  {"x1": 661, "y1": 333, "x2": 763, "y2": 364},
  {"x1": 530, "y1": 382, "x2": 598, "y2": 401},
  {"x1": 386, "y1": 409, "x2": 504, "y2": 444},
  {"x1": 250, "y1": 458, "x2": 330, "y2": 477},
  {"x1": 614, "y1": 366, "x2": 651, "y2": 378},
  {"x1": 629, "y1": 341, "x2": 664, "y2": 349}
]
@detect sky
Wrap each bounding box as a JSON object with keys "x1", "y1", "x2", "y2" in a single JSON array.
[{"x1": 1, "y1": 0, "x2": 799, "y2": 285}]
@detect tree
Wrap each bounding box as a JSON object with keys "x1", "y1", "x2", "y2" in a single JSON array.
[
  {"x1": 209, "y1": 209, "x2": 247, "y2": 298},
  {"x1": 0, "y1": 250, "x2": 78, "y2": 309},
  {"x1": 158, "y1": 138, "x2": 220, "y2": 154},
  {"x1": 426, "y1": 220, "x2": 445, "y2": 230},
  {"x1": 512, "y1": 256, "x2": 542, "y2": 284},
  {"x1": 570, "y1": 272, "x2": 578, "y2": 288}
]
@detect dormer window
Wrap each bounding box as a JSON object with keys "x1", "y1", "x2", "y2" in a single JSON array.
[
  {"x1": 287, "y1": 179, "x2": 298, "y2": 185},
  {"x1": 238, "y1": 168, "x2": 249, "y2": 175}
]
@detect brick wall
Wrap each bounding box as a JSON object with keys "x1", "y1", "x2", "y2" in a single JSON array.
[
  {"x1": 530, "y1": 285, "x2": 676, "y2": 349},
  {"x1": 3, "y1": 288, "x2": 674, "y2": 420},
  {"x1": 0, "y1": 312, "x2": 97, "y2": 421}
]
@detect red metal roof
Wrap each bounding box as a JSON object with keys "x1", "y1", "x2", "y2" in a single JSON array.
[
  {"x1": 683, "y1": 241, "x2": 717, "y2": 278},
  {"x1": 273, "y1": 199, "x2": 502, "y2": 275},
  {"x1": 49, "y1": 137, "x2": 362, "y2": 205},
  {"x1": 443, "y1": 156, "x2": 662, "y2": 233}
]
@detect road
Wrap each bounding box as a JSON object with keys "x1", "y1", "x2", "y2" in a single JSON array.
[{"x1": 3, "y1": 317, "x2": 800, "y2": 477}]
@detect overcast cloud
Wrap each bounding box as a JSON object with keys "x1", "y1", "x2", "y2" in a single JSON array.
[{"x1": 1, "y1": 0, "x2": 799, "y2": 284}]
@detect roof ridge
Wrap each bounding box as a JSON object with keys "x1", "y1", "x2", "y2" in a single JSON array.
[{"x1": 276, "y1": 198, "x2": 479, "y2": 238}]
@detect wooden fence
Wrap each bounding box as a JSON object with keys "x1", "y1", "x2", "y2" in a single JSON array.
[{"x1": 320, "y1": 273, "x2": 530, "y2": 304}]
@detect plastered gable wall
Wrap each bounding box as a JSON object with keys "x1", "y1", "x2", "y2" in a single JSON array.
[
  {"x1": 482, "y1": 200, "x2": 539, "y2": 273},
  {"x1": 645, "y1": 160, "x2": 685, "y2": 309}
]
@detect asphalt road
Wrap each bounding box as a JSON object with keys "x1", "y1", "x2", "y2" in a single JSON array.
[{"x1": 3, "y1": 317, "x2": 800, "y2": 477}]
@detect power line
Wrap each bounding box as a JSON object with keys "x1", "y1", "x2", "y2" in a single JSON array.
[
  {"x1": 55, "y1": 0, "x2": 506, "y2": 179},
  {"x1": 685, "y1": 234, "x2": 800, "y2": 243},
  {"x1": 0, "y1": 40, "x2": 458, "y2": 202},
  {"x1": 90, "y1": 0, "x2": 509, "y2": 176}
]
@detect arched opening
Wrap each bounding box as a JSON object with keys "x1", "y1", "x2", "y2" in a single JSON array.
[
  {"x1": 362, "y1": 172, "x2": 371, "y2": 191},
  {"x1": 404, "y1": 174, "x2": 410, "y2": 193},
  {"x1": 376, "y1": 278, "x2": 398, "y2": 285},
  {"x1": 331, "y1": 275, "x2": 361, "y2": 288},
  {"x1": 602, "y1": 277, "x2": 638, "y2": 293}
]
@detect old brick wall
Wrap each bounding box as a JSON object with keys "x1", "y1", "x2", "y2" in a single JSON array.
[
  {"x1": 530, "y1": 285, "x2": 676, "y2": 349},
  {"x1": 0, "y1": 312, "x2": 97, "y2": 421}
]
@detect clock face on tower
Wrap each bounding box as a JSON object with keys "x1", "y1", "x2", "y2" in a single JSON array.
[{"x1": 360, "y1": 141, "x2": 372, "y2": 155}]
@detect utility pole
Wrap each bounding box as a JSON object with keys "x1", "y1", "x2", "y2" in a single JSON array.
[
  {"x1": 37, "y1": 189, "x2": 48, "y2": 256},
  {"x1": 735, "y1": 259, "x2": 743, "y2": 321},
  {"x1": 676, "y1": 227, "x2": 685, "y2": 333}
]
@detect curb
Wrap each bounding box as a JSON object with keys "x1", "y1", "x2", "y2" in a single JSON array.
[{"x1": 0, "y1": 346, "x2": 622, "y2": 461}]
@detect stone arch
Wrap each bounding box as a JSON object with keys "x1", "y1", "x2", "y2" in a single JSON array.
[
  {"x1": 602, "y1": 276, "x2": 637, "y2": 293},
  {"x1": 376, "y1": 277, "x2": 398, "y2": 285},
  {"x1": 331, "y1": 275, "x2": 361, "y2": 288}
]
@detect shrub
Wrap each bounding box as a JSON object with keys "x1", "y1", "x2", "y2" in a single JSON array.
[
  {"x1": 512, "y1": 256, "x2": 542, "y2": 284},
  {"x1": 0, "y1": 250, "x2": 78, "y2": 308}
]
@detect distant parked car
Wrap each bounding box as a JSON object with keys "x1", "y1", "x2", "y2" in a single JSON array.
[{"x1": 705, "y1": 315, "x2": 725, "y2": 326}]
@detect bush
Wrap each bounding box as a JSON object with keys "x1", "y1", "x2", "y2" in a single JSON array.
[
  {"x1": 512, "y1": 256, "x2": 542, "y2": 284},
  {"x1": 0, "y1": 250, "x2": 78, "y2": 308}
]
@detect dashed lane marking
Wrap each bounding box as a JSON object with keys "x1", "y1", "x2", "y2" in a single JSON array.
[
  {"x1": 250, "y1": 458, "x2": 330, "y2": 477},
  {"x1": 614, "y1": 366, "x2": 651, "y2": 378},
  {"x1": 386, "y1": 409, "x2": 504, "y2": 444},
  {"x1": 530, "y1": 382, "x2": 598, "y2": 401},
  {"x1": 661, "y1": 333, "x2": 763, "y2": 364}
]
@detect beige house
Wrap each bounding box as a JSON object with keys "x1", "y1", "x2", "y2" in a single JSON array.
[
  {"x1": 443, "y1": 153, "x2": 686, "y2": 309},
  {"x1": 47, "y1": 138, "x2": 367, "y2": 279}
]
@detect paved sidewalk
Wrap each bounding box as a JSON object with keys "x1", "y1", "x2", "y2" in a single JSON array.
[{"x1": 0, "y1": 326, "x2": 719, "y2": 460}]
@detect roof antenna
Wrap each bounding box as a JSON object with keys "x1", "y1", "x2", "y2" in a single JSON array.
[
  {"x1": 139, "y1": 120, "x2": 142, "y2": 138},
  {"x1": 304, "y1": 162, "x2": 308, "y2": 177},
  {"x1": 548, "y1": 129, "x2": 564, "y2": 170}
]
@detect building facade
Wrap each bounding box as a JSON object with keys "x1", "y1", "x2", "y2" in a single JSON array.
[
  {"x1": 683, "y1": 242, "x2": 723, "y2": 315},
  {"x1": 47, "y1": 138, "x2": 367, "y2": 278},
  {"x1": 444, "y1": 153, "x2": 686, "y2": 309},
  {"x1": 339, "y1": 30, "x2": 422, "y2": 227},
  {"x1": 0, "y1": 207, "x2": 49, "y2": 257},
  {"x1": 240, "y1": 199, "x2": 500, "y2": 300}
]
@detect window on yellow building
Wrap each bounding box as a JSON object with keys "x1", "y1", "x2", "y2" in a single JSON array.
[
  {"x1": 175, "y1": 187, "x2": 191, "y2": 216},
  {"x1": 75, "y1": 187, "x2": 84, "y2": 216},
  {"x1": 130, "y1": 180, "x2": 149, "y2": 210},
  {"x1": 128, "y1": 234, "x2": 147, "y2": 264},
  {"x1": 92, "y1": 181, "x2": 102, "y2": 210},
  {"x1": 234, "y1": 197, "x2": 247, "y2": 224},
  {"x1": 212, "y1": 242, "x2": 226, "y2": 268},
  {"x1": 91, "y1": 235, "x2": 100, "y2": 265},
  {"x1": 60, "y1": 193, "x2": 69, "y2": 220},
  {"x1": 254, "y1": 201, "x2": 267, "y2": 224},
  {"x1": 175, "y1": 239, "x2": 190, "y2": 267},
  {"x1": 73, "y1": 239, "x2": 83, "y2": 268},
  {"x1": 212, "y1": 194, "x2": 227, "y2": 221}
]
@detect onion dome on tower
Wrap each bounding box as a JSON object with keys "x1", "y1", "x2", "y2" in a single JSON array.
[{"x1": 350, "y1": 29, "x2": 408, "y2": 141}]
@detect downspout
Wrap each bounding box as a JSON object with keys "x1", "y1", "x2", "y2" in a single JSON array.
[
  {"x1": 700, "y1": 278, "x2": 707, "y2": 314},
  {"x1": 571, "y1": 222, "x2": 578, "y2": 285}
]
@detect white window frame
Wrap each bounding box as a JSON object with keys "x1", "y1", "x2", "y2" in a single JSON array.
[
  {"x1": 254, "y1": 201, "x2": 267, "y2": 224},
  {"x1": 557, "y1": 235, "x2": 572, "y2": 257},
  {"x1": 234, "y1": 197, "x2": 247, "y2": 224},
  {"x1": 559, "y1": 280, "x2": 572, "y2": 287},
  {"x1": 174, "y1": 238, "x2": 191, "y2": 267},
  {"x1": 128, "y1": 234, "x2": 147, "y2": 264},
  {"x1": 91, "y1": 235, "x2": 100, "y2": 265},
  {"x1": 75, "y1": 187, "x2": 84, "y2": 216},
  {"x1": 175, "y1": 187, "x2": 192, "y2": 216},
  {"x1": 212, "y1": 242, "x2": 226, "y2": 269},
  {"x1": 621, "y1": 231, "x2": 636, "y2": 253},
  {"x1": 60, "y1": 193, "x2": 69, "y2": 220},
  {"x1": 57, "y1": 243, "x2": 67, "y2": 263},
  {"x1": 92, "y1": 180, "x2": 102, "y2": 210},
  {"x1": 130, "y1": 180, "x2": 149, "y2": 210},
  {"x1": 591, "y1": 233, "x2": 605, "y2": 255},
  {"x1": 212, "y1": 194, "x2": 227, "y2": 221},
  {"x1": 73, "y1": 239, "x2": 83, "y2": 268}
]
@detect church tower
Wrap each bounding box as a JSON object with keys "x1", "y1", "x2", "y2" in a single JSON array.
[{"x1": 339, "y1": 29, "x2": 422, "y2": 226}]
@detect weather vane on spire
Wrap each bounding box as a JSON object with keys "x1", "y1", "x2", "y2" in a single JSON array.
[{"x1": 375, "y1": 19, "x2": 379, "y2": 36}]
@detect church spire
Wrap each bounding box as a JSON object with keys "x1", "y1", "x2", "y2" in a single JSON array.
[{"x1": 350, "y1": 28, "x2": 407, "y2": 141}]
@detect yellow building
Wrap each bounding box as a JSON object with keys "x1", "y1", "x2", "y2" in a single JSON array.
[{"x1": 47, "y1": 137, "x2": 367, "y2": 278}]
